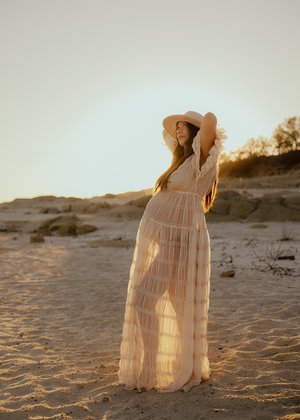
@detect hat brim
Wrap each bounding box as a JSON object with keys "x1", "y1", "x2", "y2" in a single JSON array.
[{"x1": 162, "y1": 114, "x2": 202, "y2": 139}]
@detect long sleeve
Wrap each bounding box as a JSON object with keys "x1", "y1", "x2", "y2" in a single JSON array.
[
  {"x1": 192, "y1": 125, "x2": 227, "y2": 179},
  {"x1": 191, "y1": 125, "x2": 228, "y2": 195}
]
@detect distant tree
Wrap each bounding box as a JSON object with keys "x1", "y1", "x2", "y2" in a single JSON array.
[
  {"x1": 219, "y1": 151, "x2": 230, "y2": 164},
  {"x1": 221, "y1": 115, "x2": 299, "y2": 162},
  {"x1": 237, "y1": 138, "x2": 258, "y2": 160},
  {"x1": 225, "y1": 136, "x2": 275, "y2": 161},
  {"x1": 255, "y1": 135, "x2": 276, "y2": 156},
  {"x1": 272, "y1": 116, "x2": 300, "y2": 153}
]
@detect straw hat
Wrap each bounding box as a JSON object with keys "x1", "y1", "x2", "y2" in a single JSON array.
[{"x1": 162, "y1": 110, "x2": 204, "y2": 139}]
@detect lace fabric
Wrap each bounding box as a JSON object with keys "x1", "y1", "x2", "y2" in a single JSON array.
[
  {"x1": 117, "y1": 122, "x2": 228, "y2": 392},
  {"x1": 192, "y1": 126, "x2": 228, "y2": 179},
  {"x1": 162, "y1": 125, "x2": 228, "y2": 169}
]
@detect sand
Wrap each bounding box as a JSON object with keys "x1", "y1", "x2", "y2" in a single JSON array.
[{"x1": 0, "y1": 189, "x2": 299, "y2": 419}]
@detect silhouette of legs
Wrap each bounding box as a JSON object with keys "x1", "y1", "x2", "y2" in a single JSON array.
[
  {"x1": 134, "y1": 256, "x2": 168, "y2": 388},
  {"x1": 168, "y1": 234, "x2": 198, "y2": 386},
  {"x1": 168, "y1": 235, "x2": 186, "y2": 336}
]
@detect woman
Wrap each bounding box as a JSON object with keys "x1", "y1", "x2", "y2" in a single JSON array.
[{"x1": 117, "y1": 110, "x2": 228, "y2": 392}]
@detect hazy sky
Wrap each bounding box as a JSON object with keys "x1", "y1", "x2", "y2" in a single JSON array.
[{"x1": 1, "y1": 0, "x2": 299, "y2": 203}]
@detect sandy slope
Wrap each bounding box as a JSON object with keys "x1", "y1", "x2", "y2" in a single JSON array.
[{"x1": 0, "y1": 199, "x2": 299, "y2": 420}]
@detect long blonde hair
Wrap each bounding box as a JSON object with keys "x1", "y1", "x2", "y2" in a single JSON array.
[{"x1": 152, "y1": 122, "x2": 218, "y2": 213}]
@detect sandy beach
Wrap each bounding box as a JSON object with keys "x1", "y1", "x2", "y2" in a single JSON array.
[
  {"x1": 1, "y1": 0, "x2": 299, "y2": 416},
  {"x1": 0, "y1": 184, "x2": 299, "y2": 419}
]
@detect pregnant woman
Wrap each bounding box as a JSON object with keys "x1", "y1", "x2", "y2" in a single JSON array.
[{"x1": 118, "y1": 110, "x2": 228, "y2": 392}]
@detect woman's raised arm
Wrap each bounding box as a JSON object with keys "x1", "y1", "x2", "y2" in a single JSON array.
[{"x1": 199, "y1": 112, "x2": 218, "y2": 164}]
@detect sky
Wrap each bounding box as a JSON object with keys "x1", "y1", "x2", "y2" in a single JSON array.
[{"x1": 0, "y1": 0, "x2": 299, "y2": 203}]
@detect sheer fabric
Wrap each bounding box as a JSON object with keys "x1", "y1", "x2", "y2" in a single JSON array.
[{"x1": 118, "y1": 126, "x2": 227, "y2": 392}]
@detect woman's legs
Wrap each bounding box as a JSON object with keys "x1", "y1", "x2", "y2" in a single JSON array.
[
  {"x1": 167, "y1": 236, "x2": 186, "y2": 336},
  {"x1": 134, "y1": 257, "x2": 168, "y2": 386},
  {"x1": 167, "y1": 235, "x2": 197, "y2": 385},
  {"x1": 168, "y1": 277, "x2": 185, "y2": 336}
]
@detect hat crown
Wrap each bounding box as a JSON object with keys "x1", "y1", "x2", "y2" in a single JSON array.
[{"x1": 183, "y1": 111, "x2": 204, "y2": 123}]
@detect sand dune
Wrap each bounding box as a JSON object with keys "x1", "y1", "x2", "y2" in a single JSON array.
[{"x1": 0, "y1": 183, "x2": 299, "y2": 419}]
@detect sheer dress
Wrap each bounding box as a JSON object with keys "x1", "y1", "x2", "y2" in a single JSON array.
[{"x1": 118, "y1": 125, "x2": 227, "y2": 392}]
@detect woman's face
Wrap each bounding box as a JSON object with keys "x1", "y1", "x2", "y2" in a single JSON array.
[{"x1": 176, "y1": 121, "x2": 190, "y2": 145}]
